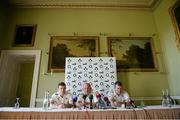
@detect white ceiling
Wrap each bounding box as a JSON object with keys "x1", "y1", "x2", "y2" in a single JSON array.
[{"x1": 8, "y1": 0, "x2": 161, "y2": 10}]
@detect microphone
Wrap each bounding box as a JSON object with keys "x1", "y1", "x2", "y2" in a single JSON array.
[
  {"x1": 96, "y1": 92, "x2": 101, "y2": 99},
  {"x1": 89, "y1": 94, "x2": 93, "y2": 109},
  {"x1": 72, "y1": 96, "x2": 77, "y2": 108},
  {"x1": 82, "y1": 94, "x2": 87, "y2": 109},
  {"x1": 83, "y1": 94, "x2": 87, "y2": 100},
  {"x1": 96, "y1": 92, "x2": 106, "y2": 108},
  {"x1": 104, "y1": 96, "x2": 110, "y2": 106}
]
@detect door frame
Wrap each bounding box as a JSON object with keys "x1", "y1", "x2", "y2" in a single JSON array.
[{"x1": 0, "y1": 50, "x2": 41, "y2": 107}]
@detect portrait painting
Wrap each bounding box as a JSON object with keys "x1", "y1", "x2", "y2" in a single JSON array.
[{"x1": 13, "y1": 24, "x2": 37, "y2": 47}]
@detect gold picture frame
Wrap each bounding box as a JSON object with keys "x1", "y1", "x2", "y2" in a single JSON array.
[
  {"x1": 169, "y1": 0, "x2": 180, "y2": 50},
  {"x1": 107, "y1": 37, "x2": 158, "y2": 72},
  {"x1": 48, "y1": 36, "x2": 99, "y2": 72},
  {"x1": 13, "y1": 24, "x2": 37, "y2": 47}
]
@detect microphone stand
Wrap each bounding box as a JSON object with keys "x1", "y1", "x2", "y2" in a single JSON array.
[{"x1": 89, "y1": 95, "x2": 93, "y2": 109}]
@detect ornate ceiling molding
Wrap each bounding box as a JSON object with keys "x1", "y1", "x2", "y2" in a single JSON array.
[{"x1": 8, "y1": 0, "x2": 161, "y2": 10}]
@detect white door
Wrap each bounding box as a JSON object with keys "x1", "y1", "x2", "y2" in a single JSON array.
[
  {"x1": 0, "y1": 53, "x2": 20, "y2": 106},
  {"x1": 0, "y1": 50, "x2": 41, "y2": 107}
]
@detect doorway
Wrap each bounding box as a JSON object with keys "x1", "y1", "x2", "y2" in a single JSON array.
[
  {"x1": 17, "y1": 62, "x2": 35, "y2": 107},
  {"x1": 0, "y1": 50, "x2": 41, "y2": 107}
]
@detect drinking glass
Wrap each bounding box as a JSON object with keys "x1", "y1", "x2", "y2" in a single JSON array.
[{"x1": 14, "y1": 98, "x2": 20, "y2": 109}]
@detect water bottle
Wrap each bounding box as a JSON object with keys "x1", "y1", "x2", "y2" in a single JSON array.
[
  {"x1": 43, "y1": 91, "x2": 50, "y2": 110},
  {"x1": 165, "y1": 89, "x2": 171, "y2": 107},
  {"x1": 161, "y1": 89, "x2": 167, "y2": 107},
  {"x1": 140, "y1": 98, "x2": 145, "y2": 107},
  {"x1": 166, "y1": 89, "x2": 177, "y2": 107},
  {"x1": 172, "y1": 99, "x2": 176, "y2": 107}
]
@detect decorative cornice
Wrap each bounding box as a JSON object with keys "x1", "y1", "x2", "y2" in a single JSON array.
[{"x1": 8, "y1": 0, "x2": 161, "y2": 10}]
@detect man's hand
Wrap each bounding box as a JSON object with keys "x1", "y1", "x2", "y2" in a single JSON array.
[
  {"x1": 50, "y1": 100, "x2": 57, "y2": 105},
  {"x1": 58, "y1": 103, "x2": 65, "y2": 108}
]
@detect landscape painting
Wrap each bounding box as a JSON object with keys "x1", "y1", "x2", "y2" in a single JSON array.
[
  {"x1": 107, "y1": 37, "x2": 158, "y2": 72},
  {"x1": 48, "y1": 36, "x2": 99, "y2": 72}
]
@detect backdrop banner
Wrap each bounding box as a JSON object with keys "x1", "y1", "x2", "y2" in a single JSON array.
[{"x1": 65, "y1": 57, "x2": 117, "y2": 97}]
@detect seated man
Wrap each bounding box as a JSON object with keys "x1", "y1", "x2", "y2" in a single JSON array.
[
  {"x1": 76, "y1": 83, "x2": 97, "y2": 108},
  {"x1": 50, "y1": 82, "x2": 73, "y2": 108},
  {"x1": 108, "y1": 81, "x2": 131, "y2": 107}
]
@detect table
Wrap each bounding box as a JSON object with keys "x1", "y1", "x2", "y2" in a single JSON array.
[{"x1": 0, "y1": 105, "x2": 180, "y2": 119}]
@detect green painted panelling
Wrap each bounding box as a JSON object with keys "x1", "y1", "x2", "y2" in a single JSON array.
[
  {"x1": 135, "y1": 100, "x2": 161, "y2": 106},
  {"x1": 154, "y1": 0, "x2": 180, "y2": 96}
]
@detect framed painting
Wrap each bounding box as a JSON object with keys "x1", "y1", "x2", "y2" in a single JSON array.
[
  {"x1": 13, "y1": 24, "x2": 37, "y2": 47},
  {"x1": 107, "y1": 37, "x2": 158, "y2": 72},
  {"x1": 48, "y1": 36, "x2": 99, "y2": 72},
  {"x1": 169, "y1": 0, "x2": 180, "y2": 50}
]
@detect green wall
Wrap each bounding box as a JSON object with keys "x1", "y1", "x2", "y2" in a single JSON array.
[
  {"x1": 1, "y1": 2, "x2": 175, "y2": 106},
  {"x1": 17, "y1": 62, "x2": 34, "y2": 107},
  {"x1": 154, "y1": 0, "x2": 180, "y2": 96},
  {"x1": 0, "y1": 0, "x2": 8, "y2": 49}
]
